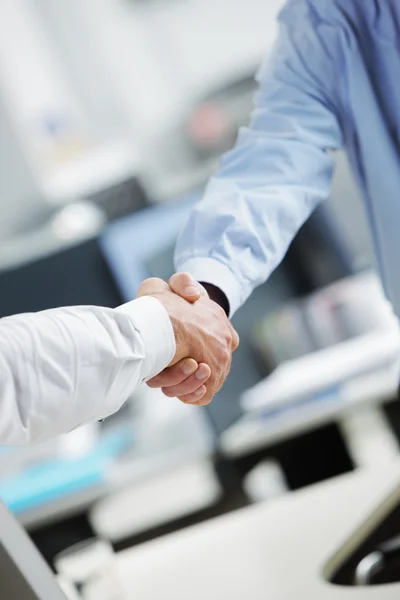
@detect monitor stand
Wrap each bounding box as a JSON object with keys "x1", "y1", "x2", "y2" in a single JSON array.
[{"x1": 0, "y1": 500, "x2": 66, "y2": 599}]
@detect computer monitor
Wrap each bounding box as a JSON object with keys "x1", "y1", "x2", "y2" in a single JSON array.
[
  {"x1": 0, "y1": 499, "x2": 67, "y2": 599},
  {"x1": 0, "y1": 238, "x2": 123, "y2": 318},
  {"x1": 100, "y1": 191, "x2": 201, "y2": 301}
]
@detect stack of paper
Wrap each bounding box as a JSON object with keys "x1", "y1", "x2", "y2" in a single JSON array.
[{"x1": 242, "y1": 327, "x2": 400, "y2": 413}]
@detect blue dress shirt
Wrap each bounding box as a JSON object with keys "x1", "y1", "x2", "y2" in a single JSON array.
[{"x1": 175, "y1": 0, "x2": 400, "y2": 317}]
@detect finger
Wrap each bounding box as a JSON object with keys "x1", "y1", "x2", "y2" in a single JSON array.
[
  {"x1": 147, "y1": 358, "x2": 198, "y2": 388},
  {"x1": 178, "y1": 385, "x2": 207, "y2": 404},
  {"x1": 230, "y1": 326, "x2": 240, "y2": 351},
  {"x1": 169, "y1": 272, "x2": 208, "y2": 302},
  {"x1": 180, "y1": 354, "x2": 231, "y2": 406},
  {"x1": 161, "y1": 363, "x2": 211, "y2": 397},
  {"x1": 137, "y1": 277, "x2": 169, "y2": 298}
]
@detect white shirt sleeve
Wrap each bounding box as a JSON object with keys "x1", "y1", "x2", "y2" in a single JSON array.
[{"x1": 0, "y1": 297, "x2": 175, "y2": 446}]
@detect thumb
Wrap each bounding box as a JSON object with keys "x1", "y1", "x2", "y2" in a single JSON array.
[
  {"x1": 169, "y1": 272, "x2": 208, "y2": 302},
  {"x1": 137, "y1": 277, "x2": 169, "y2": 298}
]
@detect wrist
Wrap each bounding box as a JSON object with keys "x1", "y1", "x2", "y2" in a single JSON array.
[{"x1": 168, "y1": 315, "x2": 188, "y2": 365}]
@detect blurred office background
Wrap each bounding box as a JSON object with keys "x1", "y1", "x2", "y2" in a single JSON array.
[{"x1": 1, "y1": 0, "x2": 400, "y2": 575}]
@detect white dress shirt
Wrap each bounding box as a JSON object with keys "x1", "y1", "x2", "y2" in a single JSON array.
[{"x1": 0, "y1": 297, "x2": 175, "y2": 446}]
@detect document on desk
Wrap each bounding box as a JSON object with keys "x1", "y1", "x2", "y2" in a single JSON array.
[{"x1": 241, "y1": 328, "x2": 400, "y2": 413}]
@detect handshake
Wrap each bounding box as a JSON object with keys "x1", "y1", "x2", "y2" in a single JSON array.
[{"x1": 137, "y1": 273, "x2": 239, "y2": 405}]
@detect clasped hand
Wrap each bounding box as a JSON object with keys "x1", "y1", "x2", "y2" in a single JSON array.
[{"x1": 137, "y1": 273, "x2": 239, "y2": 405}]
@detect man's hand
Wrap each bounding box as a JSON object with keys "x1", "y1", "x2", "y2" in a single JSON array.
[{"x1": 137, "y1": 275, "x2": 239, "y2": 405}]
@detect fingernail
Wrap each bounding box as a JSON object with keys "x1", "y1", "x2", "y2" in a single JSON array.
[
  {"x1": 195, "y1": 366, "x2": 209, "y2": 380},
  {"x1": 184, "y1": 285, "x2": 199, "y2": 297},
  {"x1": 187, "y1": 388, "x2": 205, "y2": 403},
  {"x1": 182, "y1": 361, "x2": 197, "y2": 375}
]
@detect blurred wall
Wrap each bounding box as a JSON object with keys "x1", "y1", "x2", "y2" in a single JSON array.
[
  {"x1": 0, "y1": 0, "x2": 375, "y2": 276},
  {"x1": 0, "y1": 94, "x2": 43, "y2": 239}
]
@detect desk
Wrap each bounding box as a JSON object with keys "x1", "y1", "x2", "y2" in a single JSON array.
[
  {"x1": 116, "y1": 462, "x2": 400, "y2": 599},
  {"x1": 220, "y1": 363, "x2": 399, "y2": 459},
  {"x1": 0, "y1": 389, "x2": 214, "y2": 531}
]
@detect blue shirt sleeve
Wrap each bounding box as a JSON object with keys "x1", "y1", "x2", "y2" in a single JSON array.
[{"x1": 175, "y1": 0, "x2": 344, "y2": 315}]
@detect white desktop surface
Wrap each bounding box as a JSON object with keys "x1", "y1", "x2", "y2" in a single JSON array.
[{"x1": 117, "y1": 462, "x2": 400, "y2": 599}]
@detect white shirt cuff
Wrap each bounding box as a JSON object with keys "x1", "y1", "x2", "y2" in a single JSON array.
[
  {"x1": 177, "y1": 257, "x2": 243, "y2": 317},
  {"x1": 116, "y1": 296, "x2": 176, "y2": 380}
]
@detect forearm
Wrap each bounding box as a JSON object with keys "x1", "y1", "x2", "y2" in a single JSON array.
[
  {"x1": 175, "y1": 1, "x2": 343, "y2": 315},
  {"x1": 0, "y1": 298, "x2": 175, "y2": 445}
]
